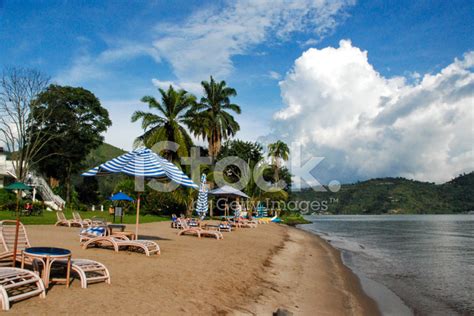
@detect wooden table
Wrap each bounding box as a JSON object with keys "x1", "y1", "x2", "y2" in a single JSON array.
[
  {"x1": 108, "y1": 224, "x2": 126, "y2": 234},
  {"x1": 21, "y1": 247, "x2": 71, "y2": 289}
]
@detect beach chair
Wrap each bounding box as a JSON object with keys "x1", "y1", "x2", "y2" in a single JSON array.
[
  {"x1": 171, "y1": 214, "x2": 181, "y2": 229},
  {"x1": 72, "y1": 211, "x2": 92, "y2": 227},
  {"x1": 90, "y1": 217, "x2": 108, "y2": 227},
  {"x1": 0, "y1": 220, "x2": 31, "y2": 265},
  {"x1": 237, "y1": 217, "x2": 258, "y2": 228},
  {"x1": 55, "y1": 259, "x2": 111, "y2": 289},
  {"x1": 80, "y1": 227, "x2": 160, "y2": 256},
  {"x1": 218, "y1": 219, "x2": 232, "y2": 232},
  {"x1": 55, "y1": 211, "x2": 82, "y2": 227},
  {"x1": 187, "y1": 218, "x2": 200, "y2": 227},
  {"x1": 0, "y1": 267, "x2": 46, "y2": 310},
  {"x1": 177, "y1": 219, "x2": 223, "y2": 240},
  {"x1": 0, "y1": 220, "x2": 110, "y2": 288}
]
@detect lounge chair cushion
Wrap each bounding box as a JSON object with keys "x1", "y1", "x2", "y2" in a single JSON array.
[{"x1": 81, "y1": 227, "x2": 106, "y2": 237}]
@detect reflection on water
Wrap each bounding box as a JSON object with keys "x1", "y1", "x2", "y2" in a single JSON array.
[{"x1": 301, "y1": 215, "x2": 474, "y2": 315}]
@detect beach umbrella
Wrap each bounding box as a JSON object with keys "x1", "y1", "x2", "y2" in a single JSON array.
[
  {"x1": 196, "y1": 174, "x2": 208, "y2": 220},
  {"x1": 109, "y1": 192, "x2": 134, "y2": 223},
  {"x1": 209, "y1": 185, "x2": 249, "y2": 217},
  {"x1": 82, "y1": 147, "x2": 198, "y2": 237},
  {"x1": 109, "y1": 192, "x2": 134, "y2": 202},
  {"x1": 208, "y1": 185, "x2": 249, "y2": 199},
  {"x1": 5, "y1": 182, "x2": 32, "y2": 266}
]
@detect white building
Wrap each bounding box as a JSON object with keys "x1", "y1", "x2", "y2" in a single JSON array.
[{"x1": 0, "y1": 148, "x2": 16, "y2": 188}]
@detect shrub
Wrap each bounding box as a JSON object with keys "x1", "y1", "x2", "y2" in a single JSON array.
[{"x1": 0, "y1": 189, "x2": 16, "y2": 206}]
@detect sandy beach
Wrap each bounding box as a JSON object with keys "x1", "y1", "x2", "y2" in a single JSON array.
[{"x1": 3, "y1": 222, "x2": 379, "y2": 315}]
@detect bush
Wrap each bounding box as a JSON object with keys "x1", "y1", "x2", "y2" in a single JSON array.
[
  {"x1": 280, "y1": 211, "x2": 312, "y2": 226},
  {"x1": 0, "y1": 201, "x2": 17, "y2": 212},
  {"x1": 0, "y1": 189, "x2": 16, "y2": 206}
]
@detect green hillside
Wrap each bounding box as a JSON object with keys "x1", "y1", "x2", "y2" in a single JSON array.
[
  {"x1": 84, "y1": 142, "x2": 126, "y2": 167},
  {"x1": 291, "y1": 172, "x2": 474, "y2": 214},
  {"x1": 73, "y1": 143, "x2": 127, "y2": 200}
]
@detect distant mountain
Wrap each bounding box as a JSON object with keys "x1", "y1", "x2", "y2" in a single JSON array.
[
  {"x1": 74, "y1": 143, "x2": 127, "y2": 200},
  {"x1": 291, "y1": 172, "x2": 474, "y2": 214},
  {"x1": 85, "y1": 143, "x2": 126, "y2": 167}
]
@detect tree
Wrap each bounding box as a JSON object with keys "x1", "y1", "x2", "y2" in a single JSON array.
[
  {"x1": 267, "y1": 140, "x2": 290, "y2": 182},
  {"x1": 132, "y1": 85, "x2": 196, "y2": 163},
  {"x1": 0, "y1": 67, "x2": 54, "y2": 181},
  {"x1": 32, "y1": 84, "x2": 112, "y2": 203},
  {"x1": 186, "y1": 76, "x2": 241, "y2": 161},
  {"x1": 217, "y1": 139, "x2": 263, "y2": 184}
]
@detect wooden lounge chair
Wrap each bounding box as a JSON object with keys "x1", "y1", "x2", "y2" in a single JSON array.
[
  {"x1": 176, "y1": 218, "x2": 200, "y2": 237},
  {"x1": 90, "y1": 217, "x2": 108, "y2": 227},
  {"x1": 0, "y1": 220, "x2": 31, "y2": 265},
  {"x1": 218, "y1": 221, "x2": 232, "y2": 232},
  {"x1": 177, "y1": 219, "x2": 223, "y2": 240},
  {"x1": 171, "y1": 214, "x2": 181, "y2": 228},
  {"x1": 230, "y1": 217, "x2": 257, "y2": 228},
  {"x1": 0, "y1": 267, "x2": 46, "y2": 310},
  {"x1": 55, "y1": 258, "x2": 110, "y2": 288},
  {"x1": 0, "y1": 220, "x2": 110, "y2": 288},
  {"x1": 242, "y1": 218, "x2": 258, "y2": 228},
  {"x1": 55, "y1": 211, "x2": 82, "y2": 227},
  {"x1": 80, "y1": 227, "x2": 160, "y2": 256},
  {"x1": 72, "y1": 212, "x2": 92, "y2": 227}
]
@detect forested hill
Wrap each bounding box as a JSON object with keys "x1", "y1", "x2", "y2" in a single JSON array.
[
  {"x1": 290, "y1": 172, "x2": 474, "y2": 214},
  {"x1": 85, "y1": 142, "x2": 126, "y2": 167}
]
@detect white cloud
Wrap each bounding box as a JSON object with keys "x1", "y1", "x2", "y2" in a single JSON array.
[
  {"x1": 267, "y1": 40, "x2": 474, "y2": 184},
  {"x1": 152, "y1": 0, "x2": 354, "y2": 82},
  {"x1": 151, "y1": 79, "x2": 202, "y2": 95},
  {"x1": 268, "y1": 71, "x2": 282, "y2": 80},
  {"x1": 55, "y1": 41, "x2": 160, "y2": 85},
  {"x1": 56, "y1": 1, "x2": 353, "y2": 93}
]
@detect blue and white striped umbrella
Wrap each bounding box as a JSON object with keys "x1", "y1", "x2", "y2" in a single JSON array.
[
  {"x1": 82, "y1": 147, "x2": 197, "y2": 188},
  {"x1": 196, "y1": 174, "x2": 208, "y2": 219},
  {"x1": 82, "y1": 147, "x2": 197, "y2": 237}
]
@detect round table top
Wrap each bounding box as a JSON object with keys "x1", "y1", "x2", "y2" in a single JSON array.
[
  {"x1": 108, "y1": 224, "x2": 126, "y2": 227},
  {"x1": 24, "y1": 247, "x2": 71, "y2": 256}
]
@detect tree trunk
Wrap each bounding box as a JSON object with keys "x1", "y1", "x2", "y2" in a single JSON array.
[
  {"x1": 185, "y1": 197, "x2": 194, "y2": 217},
  {"x1": 208, "y1": 130, "x2": 222, "y2": 163},
  {"x1": 273, "y1": 157, "x2": 280, "y2": 183},
  {"x1": 65, "y1": 163, "x2": 72, "y2": 204},
  {"x1": 274, "y1": 166, "x2": 279, "y2": 183}
]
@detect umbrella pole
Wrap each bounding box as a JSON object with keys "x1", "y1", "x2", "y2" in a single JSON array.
[
  {"x1": 12, "y1": 192, "x2": 20, "y2": 267},
  {"x1": 135, "y1": 192, "x2": 141, "y2": 239}
]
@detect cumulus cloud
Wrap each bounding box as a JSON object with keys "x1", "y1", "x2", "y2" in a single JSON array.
[
  {"x1": 267, "y1": 40, "x2": 474, "y2": 184},
  {"x1": 152, "y1": 0, "x2": 354, "y2": 82}
]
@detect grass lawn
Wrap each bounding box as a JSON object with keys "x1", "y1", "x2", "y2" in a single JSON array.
[{"x1": 0, "y1": 210, "x2": 169, "y2": 225}]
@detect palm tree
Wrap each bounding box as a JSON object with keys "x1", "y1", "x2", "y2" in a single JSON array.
[
  {"x1": 131, "y1": 86, "x2": 196, "y2": 163},
  {"x1": 267, "y1": 140, "x2": 290, "y2": 182},
  {"x1": 185, "y1": 76, "x2": 241, "y2": 161}
]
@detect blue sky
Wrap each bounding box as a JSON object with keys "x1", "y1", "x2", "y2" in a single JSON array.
[{"x1": 1, "y1": 0, "x2": 473, "y2": 184}]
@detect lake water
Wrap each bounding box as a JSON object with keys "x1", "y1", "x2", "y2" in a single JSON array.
[{"x1": 299, "y1": 215, "x2": 474, "y2": 316}]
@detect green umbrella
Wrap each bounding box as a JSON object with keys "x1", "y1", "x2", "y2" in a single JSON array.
[
  {"x1": 5, "y1": 182, "x2": 32, "y2": 267},
  {"x1": 5, "y1": 182, "x2": 32, "y2": 191}
]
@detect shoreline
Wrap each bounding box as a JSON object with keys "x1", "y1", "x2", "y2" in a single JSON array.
[
  {"x1": 234, "y1": 225, "x2": 380, "y2": 315},
  {"x1": 297, "y1": 223, "x2": 414, "y2": 316},
  {"x1": 4, "y1": 221, "x2": 380, "y2": 315}
]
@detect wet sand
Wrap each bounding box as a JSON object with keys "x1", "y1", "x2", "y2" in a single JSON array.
[{"x1": 3, "y1": 221, "x2": 379, "y2": 315}]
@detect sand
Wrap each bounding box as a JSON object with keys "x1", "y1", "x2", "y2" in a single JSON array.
[{"x1": 3, "y1": 221, "x2": 379, "y2": 315}]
